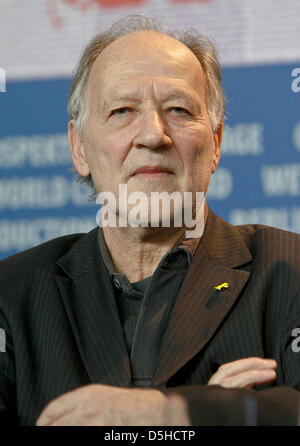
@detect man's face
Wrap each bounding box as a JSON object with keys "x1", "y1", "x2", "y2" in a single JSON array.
[{"x1": 70, "y1": 30, "x2": 222, "y2": 222}]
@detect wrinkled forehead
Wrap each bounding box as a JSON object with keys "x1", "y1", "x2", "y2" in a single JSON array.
[
  {"x1": 87, "y1": 30, "x2": 206, "y2": 97},
  {"x1": 96, "y1": 30, "x2": 201, "y2": 64}
]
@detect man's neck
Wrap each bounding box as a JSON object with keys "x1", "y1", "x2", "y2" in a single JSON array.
[{"x1": 102, "y1": 202, "x2": 208, "y2": 283}]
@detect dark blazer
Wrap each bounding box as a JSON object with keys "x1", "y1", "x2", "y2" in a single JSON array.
[{"x1": 0, "y1": 207, "x2": 299, "y2": 426}]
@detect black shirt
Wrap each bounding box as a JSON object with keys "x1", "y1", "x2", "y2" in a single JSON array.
[{"x1": 98, "y1": 228, "x2": 201, "y2": 387}]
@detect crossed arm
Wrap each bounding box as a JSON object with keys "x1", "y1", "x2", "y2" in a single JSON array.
[{"x1": 35, "y1": 357, "x2": 283, "y2": 426}]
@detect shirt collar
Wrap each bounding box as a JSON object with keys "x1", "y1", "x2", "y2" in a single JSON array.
[{"x1": 98, "y1": 227, "x2": 202, "y2": 278}]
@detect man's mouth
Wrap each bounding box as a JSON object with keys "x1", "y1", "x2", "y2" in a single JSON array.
[{"x1": 132, "y1": 165, "x2": 173, "y2": 179}]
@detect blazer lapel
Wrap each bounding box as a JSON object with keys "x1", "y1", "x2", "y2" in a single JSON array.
[
  {"x1": 152, "y1": 208, "x2": 252, "y2": 386},
  {"x1": 55, "y1": 228, "x2": 131, "y2": 387}
]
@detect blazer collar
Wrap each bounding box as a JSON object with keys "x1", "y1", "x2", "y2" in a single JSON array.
[
  {"x1": 56, "y1": 227, "x2": 99, "y2": 278},
  {"x1": 55, "y1": 227, "x2": 132, "y2": 387},
  {"x1": 152, "y1": 207, "x2": 252, "y2": 386},
  {"x1": 55, "y1": 206, "x2": 252, "y2": 387},
  {"x1": 200, "y1": 206, "x2": 252, "y2": 268},
  {"x1": 56, "y1": 205, "x2": 246, "y2": 278}
]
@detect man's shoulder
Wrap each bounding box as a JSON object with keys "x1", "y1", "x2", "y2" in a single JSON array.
[
  {"x1": 235, "y1": 221, "x2": 300, "y2": 244},
  {"x1": 206, "y1": 208, "x2": 300, "y2": 269},
  {"x1": 233, "y1": 221, "x2": 300, "y2": 263},
  {"x1": 208, "y1": 207, "x2": 300, "y2": 249},
  {"x1": 0, "y1": 228, "x2": 98, "y2": 279}
]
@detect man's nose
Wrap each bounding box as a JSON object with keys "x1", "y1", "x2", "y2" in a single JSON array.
[{"x1": 133, "y1": 111, "x2": 172, "y2": 150}]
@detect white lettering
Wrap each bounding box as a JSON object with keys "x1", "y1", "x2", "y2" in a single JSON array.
[
  {"x1": 96, "y1": 191, "x2": 117, "y2": 228},
  {"x1": 0, "y1": 217, "x2": 95, "y2": 252},
  {"x1": 261, "y1": 164, "x2": 300, "y2": 196},
  {"x1": 95, "y1": 186, "x2": 205, "y2": 237},
  {"x1": 207, "y1": 167, "x2": 233, "y2": 200},
  {"x1": 0, "y1": 68, "x2": 6, "y2": 92},
  {"x1": 221, "y1": 123, "x2": 264, "y2": 156},
  {"x1": 0, "y1": 328, "x2": 5, "y2": 352},
  {"x1": 292, "y1": 122, "x2": 300, "y2": 152},
  {"x1": 128, "y1": 191, "x2": 149, "y2": 228},
  {"x1": 291, "y1": 68, "x2": 300, "y2": 93},
  {"x1": 229, "y1": 207, "x2": 288, "y2": 228},
  {"x1": 0, "y1": 134, "x2": 71, "y2": 168},
  {"x1": 229, "y1": 206, "x2": 300, "y2": 233},
  {"x1": 0, "y1": 176, "x2": 91, "y2": 209},
  {"x1": 150, "y1": 191, "x2": 183, "y2": 228},
  {"x1": 291, "y1": 328, "x2": 300, "y2": 353}
]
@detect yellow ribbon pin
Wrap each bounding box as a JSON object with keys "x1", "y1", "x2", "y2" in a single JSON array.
[{"x1": 214, "y1": 282, "x2": 229, "y2": 291}]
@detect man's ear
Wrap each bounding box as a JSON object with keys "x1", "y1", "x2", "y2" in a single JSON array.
[
  {"x1": 68, "y1": 119, "x2": 90, "y2": 177},
  {"x1": 211, "y1": 120, "x2": 223, "y2": 174}
]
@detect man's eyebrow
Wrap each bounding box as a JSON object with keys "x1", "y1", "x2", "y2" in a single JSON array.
[
  {"x1": 162, "y1": 89, "x2": 201, "y2": 106},
  {"x1": 99, "y1": 89, "x2": 202, "y2": 113},
  {"x1": 99, "y1": 95, "x2": 139, "y2": 114}
]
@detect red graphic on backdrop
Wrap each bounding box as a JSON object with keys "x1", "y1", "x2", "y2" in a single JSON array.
[
  {"x1": 62, "y1": 0, "x2": 144, "y2": 8},
  {"x1": 47, "y1": 0, "x2": 144, "y2": 27},
  {"x1": 171, "y1": 0, "x2": 212, "y2": 3},
  {"x1": 47, "y1": 0, "x2": 213, "y2": 28}
]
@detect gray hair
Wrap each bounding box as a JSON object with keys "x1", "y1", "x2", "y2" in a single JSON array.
[{"x1": 68, "y1": 15, "x2": 225, "y2": 197}]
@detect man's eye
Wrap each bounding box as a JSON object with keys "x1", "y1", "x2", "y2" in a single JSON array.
[
  {"x1": 111, "y1": 107, "x2": 131, "y2": 116},
  {"x1": 170, "y1": 107, "x2": 189, "y2": 115}
]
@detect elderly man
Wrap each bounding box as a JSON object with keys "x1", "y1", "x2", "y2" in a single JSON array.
[{"x1": 0, "y1": 16, "x2": 299, "y2": 426}]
